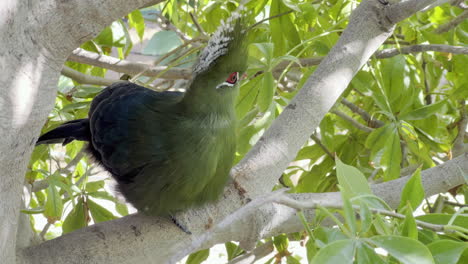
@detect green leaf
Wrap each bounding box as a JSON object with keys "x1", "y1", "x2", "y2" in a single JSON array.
[
  {"x1": 143, "y1": 30, "x2": 182, "y2": 56},
  {"x1": 451, "y1": 82, "x2": 468, "y2": 100},
  {"x1": 257, "y1": 72, "x2": 276, "y2": 112},
  {"x1": 251, "y1": 43, "x2": 274, "y2": 69},
  {"x1": 270, "y1": 0, "x2": 300, "y2": 56},
  {"x1": 225, "y1": 242, "x2": 243, "y2": 261},
  {"x1": 44, "y1": 182, "x2": 63, "y2": 221},
  {"x1": 87, "y1": 199, "x2": 117, "y2": 223},
  {"x1": 236, "y1": 77, "x2": 261, "y2": 119},
  {"x1": 306, "y1": 239, "x2": 319, "y2": 262},
  {"x1": 94, "y1": 21, "x2": 126, "y2": 47},
  {"x1": 296, "y1": 157, "x2": 334, "y2": 193},
  {"x1": 401, "y1": 203, "x2": 418, "y2": 239},
  {"x1": 381, "y1": 127, "x2": 401, "y2": 181},
  {"x1": 314, "y1": 227, "x2": 349, "y2": 246},
  {"x1": 359, "y1": 203, "x2": 372, "y2": 234},
  {"x1": 369, "y1": 235, "x2": 434, "y2": 264},
  {"x1": 373, "y1": 214, "x2": 391, "y2": 235},
  {"x1": 63, "y1": 197, "x2": 87, "y2": 234},
  {"x1": 382, "y1": 56, "x2": 406, "y2": 108},
  {"x1": 85, "y1": 180, "x2": 105, "y2": 193},
  {"x1": 115, "y1": 202, "x2": 129, "y2": 216},
  {"x1": 335, "y1": 157, "x2": 372, "y2": 200},
  {"x1": 428, "y1": 240, "x2": 468, "y2": 264},
  {"x1": 281, "y1": 0, "x2": 301, "y2": 12},
  {"x1": 286, "y1": 255, "x2": 302, "y2": 264},
  {"x1": 399, "y1": 100, "x2": 447, "y2": 121},
  {"x1": 61, "y1": 102, "x2": 89, "y2": 113},
  {"x1": 88, "y1": 191, "x2": 116, "y2": 201},
  {"x1": 311, "y1": 239, "x2": 356, "y2": 264},
  {"x1": 128, "y1": 10, "x2": 145, "y2": 41},
  {"x1": 365, "y1": 124, "x2": 393, "y2": 157},
  {"x1": 295, "y1": 144, "x2": 325, "y2": 161},
  {"x1": 342, "y1": 194, "x2": 357, "y2": 236},
  {"x1": 355, "y1": 241, "x2": 386, "y2": 264},
  {"x1": 49, "y1": 175, "x2": 75, "y2": 206},
  {"x1": 398, "y1": 167, "x2": 425, "y2": 211},
  {"x1": 186, "y1": 249, "x2": 209, "y2": 264},
  {"x1": 273, "y1": 234, "x2": 289, "y2": 253}
]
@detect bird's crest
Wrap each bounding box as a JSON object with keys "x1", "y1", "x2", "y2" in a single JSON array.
[{"x1": 193, "y1": 8, "x2": 248, "y2": 76}]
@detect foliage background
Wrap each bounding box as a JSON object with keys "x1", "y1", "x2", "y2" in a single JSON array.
[{"x1": 26, "y1": 0, "x2": 467, "y2": 263}]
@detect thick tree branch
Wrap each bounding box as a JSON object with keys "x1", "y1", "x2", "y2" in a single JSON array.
[
  {"x1": 233, "y1": 0, "x2": 395, "y2": 196},
  {"x1": 168, "y1": 153, "x2": 468, "y2": 262},
  {"x1": 0, "y1": 0, "x2": 165, "y2": 262},
  {"x1": 19, "y1": 1, "x2": 461, "y2": 263},
  {"x1": 386, "y1": 0, "x2": 440, "y2": 23},
  {"x1": 24, "y1": 151, "x2": 467, "y2": 264}
]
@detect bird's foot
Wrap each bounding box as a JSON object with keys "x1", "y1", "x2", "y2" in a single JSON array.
[{"x1": 170, "y1": 215, "x2": 192, "y2": 235}]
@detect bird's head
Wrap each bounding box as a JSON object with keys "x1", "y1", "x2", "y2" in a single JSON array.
[{"x1": 189, "y1": 11, "x2": 248, "y2": 96}]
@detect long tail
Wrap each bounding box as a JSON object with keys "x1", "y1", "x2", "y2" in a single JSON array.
[{"x1": 36, "y1": 119, "x2": 91, "y2": 146}]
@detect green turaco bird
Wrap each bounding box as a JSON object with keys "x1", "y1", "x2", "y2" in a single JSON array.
[{"x1": 37, "y1": 13, "x2": 248, "y2": 217}]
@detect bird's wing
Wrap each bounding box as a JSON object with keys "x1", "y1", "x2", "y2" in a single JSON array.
[{"x1": 88, "y1": 82, "x2": 183, "y2": 182}]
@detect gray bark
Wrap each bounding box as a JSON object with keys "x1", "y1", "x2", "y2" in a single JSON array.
[
  {"x1": 0, "y1": 0, "x2": 461, "y2": 263},
  {"x1": 0, "y1": 0, "x2": 163, "y2": 262}
]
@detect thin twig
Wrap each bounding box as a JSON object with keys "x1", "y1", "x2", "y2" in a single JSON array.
[
  {"x1": 421, "y1": 57, "x2": 432, "y2": 105},
  {"x1": 310, "y1": 133, "x2": 335, "y2": 160},
  {"x1": 153, "y1": 12, "x2": 193, "y2": 42},
  {"x1": 39, "y1": 222, "x2": 51, "y2": 240},
  {"x1": 189, "y1": 12, "x2": 207, "y2": 37},
  {"x1": 435, "y1": 9, "x2": 468, "y2": 34},
  {"x1": 274, "y1": 194, "x2": 458, "y2": 234},
  {"x1": 247, "y1": 10, "x2": 294, "y2": 31},
  {"x1": 331, "y1": 109, "x2": 374, "y2": 133},
  {"x1": 341, "y1": 98, "x2": 385, "y2": 128},
  {"x1": 452, "y1": 100, "x2": 467, "y2": 157}
]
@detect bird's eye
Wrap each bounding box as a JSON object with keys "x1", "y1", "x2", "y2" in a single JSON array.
[
  {"x1": 226, "y1": 72, "x2": 238, "y2": 84},
  {"x1": 216, "y1": 72, "x2": 239, "y2": 89}
]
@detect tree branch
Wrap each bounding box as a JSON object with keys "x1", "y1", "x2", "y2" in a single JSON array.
[
  {"x1": 167, "y1": 153, "x2": 468, "y2": 262},
  {"x1": 68, "y1": 44, "x2": 467, "y2": 83},
  {"x1": 68, "y1": 48, "x2": 192, "y2": 80},
  {"x1": 273, "y1": 44, "x2": 468, "y2": 73},
  {"x1": 434, "y1": 9, "x2": 468, "y2": 33},
  {"x1": 331, "y1": 109, "x2": 375, "y2": 133},
  {"x1": 375, "y1": 44, "x2": 468, "y2": 59},
  {"x1": 453, "y1": 101, "x2": 467, "y2": 157},
  {"x1": 233, "y1": 0, "x2": 397, "y2": 197},
  {"x1": 61, "y1": 66, "x2": 116, "y2": 86},
  {"x1": 20, "y1": 0, "x2": 465, "y2": 258},
  {"x1": 1, "y1": 0, "x2": 166, "y2": 262},
  {"x1": 341, "y1": 98, "x2": 385, "y2": 128}
]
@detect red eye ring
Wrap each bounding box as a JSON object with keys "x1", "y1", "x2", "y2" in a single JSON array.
[{"x1": 226, "y1": 72, "x2": 238, "y2": 84}]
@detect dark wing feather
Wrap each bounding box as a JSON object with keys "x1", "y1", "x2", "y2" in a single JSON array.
[{"x1": 88, "y1": 82, "x2": 183, "y2": 183}]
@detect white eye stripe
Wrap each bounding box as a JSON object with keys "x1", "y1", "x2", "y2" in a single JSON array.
[{"x1": 216, "y1": 81, "x2": 235, "y2": 89}]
